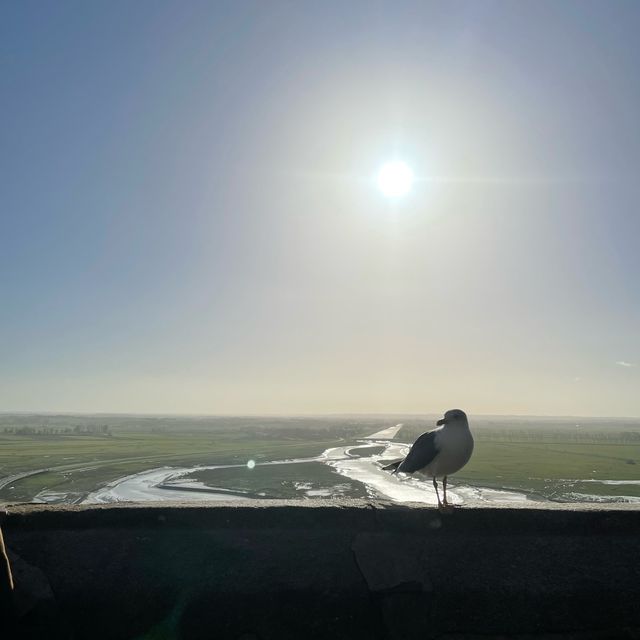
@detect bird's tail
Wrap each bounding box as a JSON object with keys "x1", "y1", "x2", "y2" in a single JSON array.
[{"x1": 381, "y1": 460, "x2": 402, "y2": 474}]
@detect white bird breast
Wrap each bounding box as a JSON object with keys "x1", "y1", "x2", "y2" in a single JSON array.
[{"x1": 427, "y1": 427, "x2": 474, "y2": 477}]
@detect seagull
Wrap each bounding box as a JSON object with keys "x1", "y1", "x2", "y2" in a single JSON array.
[{"x1": 382, "y1": 409, "x2": 474, "y2": 510}]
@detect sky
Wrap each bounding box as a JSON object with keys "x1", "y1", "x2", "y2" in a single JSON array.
[{"x1": 1, "y1": 1, "x2": 639, "y2": 416}]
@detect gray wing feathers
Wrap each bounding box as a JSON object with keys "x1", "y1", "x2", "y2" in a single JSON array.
[{"x1": 398, "y1": 430, "x2": 439, "y2": 473}]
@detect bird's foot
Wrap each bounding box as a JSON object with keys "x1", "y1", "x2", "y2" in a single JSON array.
[{"x1": 438, "y1": 501, "x2": 455, "y2": 514}]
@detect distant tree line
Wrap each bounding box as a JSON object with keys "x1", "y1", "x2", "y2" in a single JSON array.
[
  {"x1": 471, "y1": 429, "x2": 640, "y2": 444},
  {"x1": 2, "y1": 424, "x2": 111, "y2": 436}
]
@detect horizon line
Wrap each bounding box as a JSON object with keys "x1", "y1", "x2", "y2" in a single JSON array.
[{"x1": 1, "y1": 410, "x2": 639, "y2": 420}]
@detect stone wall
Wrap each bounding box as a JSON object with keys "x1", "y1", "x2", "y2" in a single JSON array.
[{"x1": 2, "y1": 501, "x2": 640, "y2": 639}]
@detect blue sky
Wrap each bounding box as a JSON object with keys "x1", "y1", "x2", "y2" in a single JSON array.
[{"x1": 2, "y1": 1, "x2": 639, "y2": 415}]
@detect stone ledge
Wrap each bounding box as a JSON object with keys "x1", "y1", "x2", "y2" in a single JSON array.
[
  {"x1": 2, "y1": 501, "x2": 640, "y2": 640},
  {"x1": 3, "y1": 499, "x2": 640, "y2": 533}
]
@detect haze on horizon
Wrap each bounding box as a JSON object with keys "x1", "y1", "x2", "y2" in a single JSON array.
[{"x1": 2, "y1": 2, "x2": 639, "y2": 417}]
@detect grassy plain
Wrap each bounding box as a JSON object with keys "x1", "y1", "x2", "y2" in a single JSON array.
[
  {"x1": 1, "y1": 414, "x2": 639, "y2": 503},
  {"x1": 0, "y1": 415, "x2": 375, "y2": 502},
  {"x1": 0, "y1": 432, "x2": 351, "y2": 502},
  {"x1": 454, "y1": 441, "x2": 640, "y2": 499},
  {"x1": 188, "y1": 462, "x2": 368, "y2": 499},
  {"x1": 397, "y1": 419, "x2": 640, "y2": 499}
]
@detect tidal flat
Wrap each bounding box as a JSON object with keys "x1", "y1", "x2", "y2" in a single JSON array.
[{"x1": 1, "y1": 414, "x2": 639, "y2": 505}]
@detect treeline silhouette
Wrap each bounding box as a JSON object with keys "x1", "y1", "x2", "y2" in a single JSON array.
[
  {"x1": 2, "y1": 425, "x2": 111, "y2": 436},
  {"x1": 475, "y1": 429, "x2": 640, "y2": 444}
]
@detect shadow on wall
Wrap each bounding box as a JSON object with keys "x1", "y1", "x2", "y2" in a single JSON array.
[{"x1": 2, "y1": 501, "x2": 640, "y2": 640}]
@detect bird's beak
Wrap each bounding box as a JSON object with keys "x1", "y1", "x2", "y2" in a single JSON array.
[{"x1": 436, "y1": 418, "x2": 447, "y2": 426}]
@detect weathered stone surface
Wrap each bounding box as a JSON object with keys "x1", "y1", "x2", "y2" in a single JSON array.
[
  {"x1": 2, "y1": 501, "x2": 639, "y2": 639},
  {"x1": 8, "y1": 550, "x2": 55, "y2": 617},
  {"x1": 352, "y1": 532, "x2": 432, "y2": 593}
]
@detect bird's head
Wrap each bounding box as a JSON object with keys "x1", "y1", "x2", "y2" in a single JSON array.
[{"x1": 436, "y1": 409, "x2": 468, "y2": 427}]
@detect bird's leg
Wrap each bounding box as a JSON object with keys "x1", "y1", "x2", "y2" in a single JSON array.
[
  {"x1": 432, "y1": 476, "x2": 442, "y2": 509},
  {"x1": 441, "y1": 476, "x2": 454, "y2": 513}
]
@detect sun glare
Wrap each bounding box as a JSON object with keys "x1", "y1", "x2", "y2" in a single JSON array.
[{"x1": 376, "y1": 161, "x2": 414, "y2": 198}]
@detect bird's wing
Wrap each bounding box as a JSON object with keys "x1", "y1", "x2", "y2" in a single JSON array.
[{"x1": 397, "y1": 430, "x2": 440, "y2": 473}]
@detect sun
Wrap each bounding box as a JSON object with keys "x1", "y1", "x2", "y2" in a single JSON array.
[{"x1": 376, "y1": 161, "x2": 414, "y2": 197}]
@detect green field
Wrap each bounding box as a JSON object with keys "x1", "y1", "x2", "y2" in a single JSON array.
[
  {"x1": 455, "y1": 441, "x2": 640, "y2": 499},
  {"x1": 400, "y1": 419, "x2": 640, "y2": 500},
  {"x1": 0, "y1": 414, "x2": 377, "y2": 503},
  {"x1": 0, "y1": 431, "x2": 348, "y2": 503},
  {"x1": 1, "y1": 414, "x2": 639, "y2": 504},
  {"x1": 186, "y1": 462, "x2": 367, "y2": 499}
]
